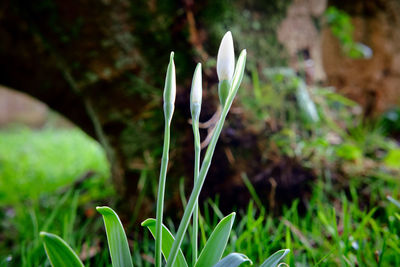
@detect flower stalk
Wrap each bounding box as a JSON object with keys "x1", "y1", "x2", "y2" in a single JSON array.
[
  {"x1": 155, "y1": 52, "x2": 176, "y2": 267},
  {"x1": 166, "y1": 49, "x2": 247, "y2": 267},
  {"x1": 190, "y1": 63, "x2": 202, "y2": 264}
]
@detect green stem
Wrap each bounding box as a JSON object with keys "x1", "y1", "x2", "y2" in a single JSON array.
[
  {"x1": 166, "y1": 49, "x2": 246, "y2": 267},
  {"x1": 155, "y1": 119, "x2": 171, "y2": 267},
  {"x1": 166, "y1": 102, "x2": 230, "y2": 267},
  {"x1": 191, "y1": 114, "x2": 201, "y2": 264},
  {"x1": 218, "y1": 79, "x2": 230, "y2": 107}
]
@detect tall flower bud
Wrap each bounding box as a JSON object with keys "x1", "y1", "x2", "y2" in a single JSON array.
[
  {"x1": 217, "y1": 31, "x2": 235, "y2": 106},
  {"x1": 163, "y1": 52, "x2": 176, "y2": 124},
  {"x1": 217, "y1": 31, "x2": 235, "y2": 82},
  {"x1": 190, "y1": 63, "x2": 202, "y2": 120},
  {"x1": 190, "y1": 63, "x2": 202, "y2": 104}
]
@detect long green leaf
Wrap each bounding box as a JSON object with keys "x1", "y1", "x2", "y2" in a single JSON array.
[
  {"x1": 141, "y1": 218, "x2": 188, "y2": 267},
  {"x1": 260, "y1": 249, "x2": 290, "y2": 267},
  {"x1": 96, "y1": 206, "x2": 133, "y2": 267},
  {"x1": 195, "y1": 212, "x2": 236, "y2": 267},
  {"x1": 213, "y1": 253, "x2": 252, "y2": 267},
  {"x1": 40, "y1": 232, "x2": 84, "y2": 267}
]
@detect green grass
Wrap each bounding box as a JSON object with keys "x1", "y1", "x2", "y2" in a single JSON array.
[
  {"x1": 0, "y1": 126, "x2": 110, "y2": 205},
  {"x1": 199, "y1": 177, "x2": 400, "y2": 266},
  {"x1": 1, "y1": 126, "x2": 400, "y2": 266},
  {"x1": 5, "y1": 179, "x2": 399, "y2": 266},
  {"x1": 0, "y1": 125, "x2": 113, "y2": 266},
  {"x1": 2, "y1": 77, "x2": 400, "y2": 266},
  {"x1": 131, "y1": 175, "x2": 400, "y2": 266},
  {"x1": 229, "y1": 69, "x2": 400, "y2": 264}
]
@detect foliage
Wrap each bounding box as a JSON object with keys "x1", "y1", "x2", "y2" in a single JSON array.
[
  {"x1": 36, "y1": 33, "x2": 289, "y2": 267},
  {"x1": 2, "y1": 7, "x2": 400, "y2": 265},
  {"x1": 97, "y1": 207, "x2": 134, "y2": 267},
  {"x1": 241, "y1": 67, "x2": 400, "y2": 185},
  {"x1": 142, "y1": 218, "x2": 188, "y2": 267},
  {"x1": 6, "y1": 176, "x2": 400, "y2": 266},
  {"x1": 3, "y1": 59, "x2": 400, "y2": 266},
  {"x1": 229, "y1": 177, "x2": 400, "y2": 266},
  {"x1": 233, "y1": 62, "x2": 400, "y2": 265},
  {"x1": 224, "y1": 1, "x2": 291, "y2": 69},
  {"x1": 381, "y1": 108, "x2": 400, "y2": 136},
  {"x1": 325, "y1": 6, "x2": 372, "y2": 59},
  {"x1": 0, "y1": 190, "x2": 108, "y2": 266},
  {"x1": 40, "y1": 232, "x2": 84, "y2": 267},
  {"x1": 2, "y1": 120, "x2": 400, "y2": 266}
]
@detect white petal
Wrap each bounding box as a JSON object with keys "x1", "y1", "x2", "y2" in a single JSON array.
[{"x1": 217, "y1": 31, "x2": 235, "y2": 82}]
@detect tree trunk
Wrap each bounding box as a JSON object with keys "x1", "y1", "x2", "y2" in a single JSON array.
[
  {"x1": 0, "y1": 0, "x2": 200, "y2": 219},
  {"x1": 0, "y1": 0, "x2": 302, "y2": 220}
]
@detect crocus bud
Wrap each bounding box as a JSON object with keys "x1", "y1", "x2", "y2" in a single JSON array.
[
  {"x1": 163, "y1": 52, "x2": 176, "y2": 124},
  {"x1": 217, "y1": 31, "x2": 235, "y2": 82},
  {"x1": 190, "y1": 63, "x2": 202, "y2": 105}
]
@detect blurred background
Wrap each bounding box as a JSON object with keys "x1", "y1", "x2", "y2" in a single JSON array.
[{"x1": 1, "y1": 0, "x2": 400, "y2": 265}]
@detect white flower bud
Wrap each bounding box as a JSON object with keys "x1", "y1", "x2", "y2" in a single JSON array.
[
  {"x1": 163, "y1": 52, "x2": 176, "y2": 124},
  {"x1": 190, "y1": 63, "x2": 202, "y2": 105},
  {"x1": 217, "y1": 31, "x2": 235, "y2": 82},
  {"x1": 163, "y1": 52, "x2": 176, "y2": 105}
]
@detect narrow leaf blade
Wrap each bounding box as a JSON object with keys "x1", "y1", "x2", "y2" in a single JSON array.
[
  {"x1": 387, "y1": 196, "x2": 400, "y2": 209},
  {"x1": 229, "y1": 50, "x2": 247, "y2": 100},
  {"x1": 97, "y1": 206, "x2": 133, "y2": 267},
  {"x1": 260, "y1": 249, "x2": 290, "y2": 267},
  {"x1": 213, "y1": 253, "x2": 252, "y2": 267},
  {"x1": 141, "y1": 218, "x2": 188, "y2": 267},
  {"x1": 40, "y1": 232, "x2": 84, "y2": 267},
  {"x1": 195, "y1": 212, "x2": 236, "y2": 267}
]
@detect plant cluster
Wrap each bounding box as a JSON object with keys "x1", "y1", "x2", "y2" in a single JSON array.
[
  {"x1": 39, "y1": 32, "x2": 289, "y2": 267},
  {"x1": 241, "y1": 66, "x2": 400, "y2": 187}
]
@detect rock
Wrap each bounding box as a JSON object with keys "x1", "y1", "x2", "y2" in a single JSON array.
[{"x1": 0, "y1": 86, "x2": 48, "y2": 128}]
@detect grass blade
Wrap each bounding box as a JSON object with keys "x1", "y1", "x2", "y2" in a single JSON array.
[
  {"x1": 40, "y1": 232, "x2": 84, "y2": 267},
  {"x1": 96, "y1": 206, "x2": 133, "y2": 267}
]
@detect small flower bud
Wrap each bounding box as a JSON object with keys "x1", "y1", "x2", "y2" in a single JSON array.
[
  {"x1": 163, "y1": 52, "x2": 176, "y2": 105},
  {"x1": 217, "y1": 31, "x2": 235, "y2": 82},
  {"x1": 190, "y1": 63, "x2": 202, "y2": 105},
  {"x1": 190, "y1": 63, "x2": 202, "y2": 121},
  {"x1": 163, "y1": 52, "x2": 176, "y2": 124}
]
